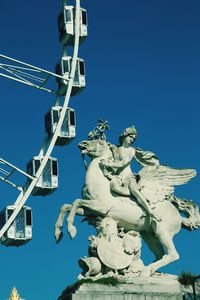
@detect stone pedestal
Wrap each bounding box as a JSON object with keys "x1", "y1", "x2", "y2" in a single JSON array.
[{"x1": 57, "y1": 276, "x2": 184, "y2": 300}]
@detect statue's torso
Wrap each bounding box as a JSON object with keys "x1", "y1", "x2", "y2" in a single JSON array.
[{"x1": 114, "y1": 146, "x2": 136, "y2": 181}]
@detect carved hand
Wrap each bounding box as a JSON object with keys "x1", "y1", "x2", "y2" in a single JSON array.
[{"x1": 100, "y1": 159, "x2": 112, "y2": 167}]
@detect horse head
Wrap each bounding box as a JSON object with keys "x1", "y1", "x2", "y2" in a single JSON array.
[{"x1": 78, "y1": 139, "x2": 110, "y2": 158}]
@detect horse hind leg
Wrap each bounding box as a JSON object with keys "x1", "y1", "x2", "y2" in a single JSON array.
[
  {"x1": 141, "y1": 231, "x2": 165, "y2": 262},
  {"x1": 140, "y1": 223, "x2": 179, "y2": 277}
]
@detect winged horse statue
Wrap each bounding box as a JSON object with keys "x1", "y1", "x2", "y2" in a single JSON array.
[{"x1": 55, "y1": 124, "x2": 200, "y2": 277}]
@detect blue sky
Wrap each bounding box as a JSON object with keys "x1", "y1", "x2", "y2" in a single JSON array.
[{"x1": 0, "y1": 0, "x2": 200, "y2": 299}]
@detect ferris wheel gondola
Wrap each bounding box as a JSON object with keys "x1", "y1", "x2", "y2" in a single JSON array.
[
  {"x1": 58, "y1": 6, "x2": 88, "y2": 46},
  {"x1": 26, "y1": 156, "x2": 59, "y2": 196},
  {"x1": 55, "y1": 56, "x2": 86, "y2": 96},
  {"x1": 0, "y1": 0, "x2": 85, "y2": 245},
  {"x1": 0, "y1": 206, "x2": 32, "y2": 247},
  {"x1": 45, "y1": 106, "x2": 76, "y2": 146}
]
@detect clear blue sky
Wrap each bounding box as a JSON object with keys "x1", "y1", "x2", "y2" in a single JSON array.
[{"x1": 0, "y1": 0, "x2": 200, "y2": 299}]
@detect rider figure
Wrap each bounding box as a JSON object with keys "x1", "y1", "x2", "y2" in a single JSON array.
[{"x1": 101, "y1": 126, "x2": 161, "y2": 222}]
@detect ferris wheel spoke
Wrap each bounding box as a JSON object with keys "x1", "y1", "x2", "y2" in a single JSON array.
[{"x1": 0, "y1": 54, "x2": 69, "y2": 94}]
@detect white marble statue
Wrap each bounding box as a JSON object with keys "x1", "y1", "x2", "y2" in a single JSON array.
[
  {"x1": 100, "y1": 126, "x2": 161, "y2": 222},
  {"x1": 78, "y1": 217, "x2": 144, "y2": 279},
  {"x1": 55, "y1": 122, "x2": 200, "y2": 277}
]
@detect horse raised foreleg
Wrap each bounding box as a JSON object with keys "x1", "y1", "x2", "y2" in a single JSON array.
[
  {"x1": 140, "y1": 223, "x2": 179, "y2": 276},
  {"x1": 67, "y1": 198, "x2": 107, "y2": 239},
  {"x1": 67, "y1": 199, "x2": 87, "y2": 239},
  {"x1": 55, "y1": 203, "x2": 84, "y2": 242},
  {"x1": 55, "y1": 204, "x2": 71, "y2": 242}
]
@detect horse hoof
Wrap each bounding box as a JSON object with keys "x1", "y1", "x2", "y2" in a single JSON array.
[
  {"x1": 55, "y1": 227, "x2": 63, "y2": 243},
  {"x1": 68, "y1": 225, "x2": 77, "y2": 239},
  {"x1": 140, "y1": 266, "x2": 152, "y2": 277},
  {"x1": 55, "y1": 231, "x2": 63, "y2": 244}
]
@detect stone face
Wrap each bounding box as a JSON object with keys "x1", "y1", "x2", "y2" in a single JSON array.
[{"x1": 57, "y1": 277, "x2": 184, "y2": 300}]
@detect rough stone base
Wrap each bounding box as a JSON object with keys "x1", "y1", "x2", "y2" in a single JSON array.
[{"x1": 57, "y1": 276, "x2": 184, "y2": 300}]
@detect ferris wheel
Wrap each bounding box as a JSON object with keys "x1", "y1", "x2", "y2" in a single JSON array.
[{"x1": 0, "y1": 0, "x2": 87, "y2": 246}]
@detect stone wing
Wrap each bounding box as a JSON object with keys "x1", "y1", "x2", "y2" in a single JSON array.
[{"x1": 137, "y1": 165, "x2": 196, "y2": 205}]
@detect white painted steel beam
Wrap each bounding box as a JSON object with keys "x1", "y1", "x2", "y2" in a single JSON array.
[
  {"x1": 0, "y1": 158, "x2": 34, "y2": 180},
  {"x1": 0, "y1": 54, "x2": 70, "y2": 94}
]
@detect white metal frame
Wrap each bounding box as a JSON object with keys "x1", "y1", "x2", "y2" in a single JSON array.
[
  {"x1": 0, "y1": 54, "x2": 69, "y2": 94},
  {"x1": 0, "y1": 158, "x2": 34, "y2": 191},
  {"x1": 0, "y1": 0, "x2": 81, "y2": 240}
]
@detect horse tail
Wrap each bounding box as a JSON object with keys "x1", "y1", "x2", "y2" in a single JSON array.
[{"x1": 170, "y1": 195, "x2": 200, "y2": 231}]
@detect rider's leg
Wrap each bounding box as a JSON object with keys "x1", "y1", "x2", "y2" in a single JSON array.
[
  {"x1": 110, "y1": 177, "x2": 131, "y2": 196},
  {"x1": 128, "y1": 178, "x2": 161, "y2": 222}
]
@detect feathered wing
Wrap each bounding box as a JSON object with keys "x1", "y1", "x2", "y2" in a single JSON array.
[{"x1": 137, "y1": 165, "x2": 197, "y2": 205}]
